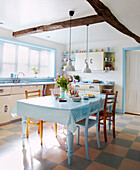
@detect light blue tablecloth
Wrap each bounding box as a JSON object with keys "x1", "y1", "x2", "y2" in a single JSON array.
[{"x1": 11, "y1": 95, "x2": 105, "y2": 133}]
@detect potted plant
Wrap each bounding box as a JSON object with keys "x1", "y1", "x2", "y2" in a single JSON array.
[
  {"x1": 73, "y1": 75, "x2": 80, "y2": 82},
  {"x1": 32, "y1": 67, "x2": 39, "y2": 77}
]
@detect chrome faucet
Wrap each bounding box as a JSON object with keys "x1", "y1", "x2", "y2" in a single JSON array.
[{"x1": 17, "y1": 72, "x2": 25, "y2": 79}]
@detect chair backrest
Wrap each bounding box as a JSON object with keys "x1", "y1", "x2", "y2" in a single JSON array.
[
  {"x1": 25, "y1": 89, "x2": 41, "y2": 99},
  {"x1": 50, "y1": 88, "x2": 60, "y2": 95},
  {"x1": 103, "y1": 91, "x2": 118, "y2": 116},
  {"x1": 88, "y1": 98, "x2": 102, "y2": 121}
]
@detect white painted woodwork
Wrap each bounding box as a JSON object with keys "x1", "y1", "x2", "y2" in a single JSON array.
[
  {"x1": 11, "y1": 85, "x2": 31, "y2": 94},
  {"x1": 0, "y1": 96, "x2": 11, "y2": 123},
  {"x1": 0, "y1": 85, "x2": 44, "y2": 124},
  {"x1": 75, "y1": 53, "x2": 86, "y2": 71},
  {"x1": 126, "y1": 50, "x2": 140, "y2": 114},
  {"x1": 89, "y1": 52, "x2": 104, "y2": 70},
  {"x1": 0, "y1": 86, "x2": 11, "y2": 95},
  {"x1": 70, "y1": 83, "x2": 100, "y2": 94},
  {"x1": 75, "y1": 52, "x2": 104, "y2": 71}
]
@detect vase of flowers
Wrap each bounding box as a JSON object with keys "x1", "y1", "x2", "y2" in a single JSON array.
[{"x1": 55, "y1": 74, "x2": 71, "y2": 98}]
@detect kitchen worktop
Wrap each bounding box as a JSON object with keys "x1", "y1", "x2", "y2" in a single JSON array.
[
  {"x1": 73, "y1": 81, "x2": 114, "y2": 86},
  {"x1": 0, "y1": 81, "x2": 56, "y2": 87}
]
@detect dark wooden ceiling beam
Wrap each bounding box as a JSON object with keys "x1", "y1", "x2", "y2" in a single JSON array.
[
  {"x1": 13, "y1": 15, "x2": 105, "y2": 37},
  {"x1": 86, "y1": 0, "x2": 140, "y2": 43}
]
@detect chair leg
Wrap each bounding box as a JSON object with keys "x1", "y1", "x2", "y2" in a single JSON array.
[
  {"x1": 108, "y1": 117, "x2": 111, "y2": 130},
  {"x1": 40, "y1": 120, "x2": 43, "y2": 145},
  {"x1": 38, "y1": 124, "x2": 40, "y2": 134},
  {"x1": 26, "y1": 117, "x2": 30, "y2": 138},
  {"x1": 113, "y1": 116, "x2": 115, "y2": 138},
  {"x1": 103, "y1": 119, "x2": 107, "y2": 142},
  {"x1": 96, "y1": 124, "x2": 101, "y2": 148},
  {"x1": 77, "y1": 126, "x2": 80, "y2": 145},
  {"x1": 85, "y1": 126, "x2": 89, "y2": 160},
  {"x1": 54, "y1": 123, "x2": 57, "y2": 137},
  {"x1": 98, "y1": 119, "x2": 100, "y2": 132}
]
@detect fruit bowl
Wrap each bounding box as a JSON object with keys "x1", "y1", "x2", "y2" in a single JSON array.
[{"x1": 72, "y1": 96, "x2": 82, "y2": 102}]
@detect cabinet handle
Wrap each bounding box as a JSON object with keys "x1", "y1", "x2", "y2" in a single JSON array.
[
  {"x1": 75, "y1": 85, "x2": 80, "y2": 88},
  {"x1": 0, "y1": 89, "x2": 4, "y2": 93},
  {"x1": 90, "y1": 59, "x2": 93, "y2": 64},
  {"x1": 89, "y1": 86, "x2": 94, "y2": 89}
]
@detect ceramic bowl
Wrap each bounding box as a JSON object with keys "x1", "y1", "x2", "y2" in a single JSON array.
[
  {"x1": 54, "y1": 94, "x2": 60, "y2": 99},
  {"x1": 72, "y1": 96, "x2": 82, "y2": 102}
]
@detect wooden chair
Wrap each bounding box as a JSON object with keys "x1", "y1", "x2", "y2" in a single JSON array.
[
  {"x1": 25, "y1": 89, "x2": 57, "y2": 144},
  {"x1": 76, "y1": 99, "x2": 102, "y2": 160},
  {"x1": 93, "y1": 91, "x2": 118, "y2": 142}
]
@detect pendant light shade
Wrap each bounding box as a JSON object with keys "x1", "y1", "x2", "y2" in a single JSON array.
[
  {"x1": 65, "y1": 10, "x2": 75, "y2": 71},
  {"x1": 82, "y1": 25, "x2": 91, "y2": 73}
]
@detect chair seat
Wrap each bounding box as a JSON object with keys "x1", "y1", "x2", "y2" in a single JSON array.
[
  {"x1": 76, "y1": 118, "x2": 97, "y2": 128},
  {"x1": 92, "y1": 111, "x2": 113, "y2": 117}
]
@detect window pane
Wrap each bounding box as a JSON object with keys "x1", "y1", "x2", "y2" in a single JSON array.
[
  {"x1": 39, "y1": 67, "x2": 48, "y2": 77},
  {"x1": 40, "y1": 50, "x2": 49, "y2": 66},
  {"x1": 30, "y1": 50, "x2": 39, "y2": 66},
  {"x1": 18, "y1": 64, "x2": 28, "y2": 75},
  {"x1": 2, "y1": 64, "x2": 15, "y2": 77},
  {"x1": 18, "y1": 46, "x2": 29, "y2": 65},
  {"x1": 3, "y1": 43, "x2": 16, "y2": 63}
]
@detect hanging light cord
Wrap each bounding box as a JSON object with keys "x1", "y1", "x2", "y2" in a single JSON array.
[
  {"x1": 86, "y1": 24, "x2": 89, "y2": 63},
  {"x1": 69, "y1": 16, "x2": 72, "y2": 60}
]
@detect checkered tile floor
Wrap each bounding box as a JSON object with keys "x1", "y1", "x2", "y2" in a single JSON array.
[{"x1": 0, "y1": 113, "x2": 140, "y2": 170}]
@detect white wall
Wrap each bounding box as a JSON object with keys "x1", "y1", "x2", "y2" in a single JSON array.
[
  {"x1": 0, "y1": 27, "x2": 65, "y2": 76},
  {"x1": 65, "y1": 39, "x2": 140, "y2": 111}
]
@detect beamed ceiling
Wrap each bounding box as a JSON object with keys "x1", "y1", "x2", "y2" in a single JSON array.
[{"x1": 0, "y1": 0, "x2": 140, "y2": 44}]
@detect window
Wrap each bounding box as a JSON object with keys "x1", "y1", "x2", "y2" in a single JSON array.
[{"x1": 0, "y1": 38, "x2": 56, "y2": 78}]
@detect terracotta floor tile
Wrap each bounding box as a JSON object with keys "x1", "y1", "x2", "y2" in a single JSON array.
[
  {"x1": 116, "y1": 119, "x2": 130, "y2": 124},
  {"x1": 117, "y1": 132, "x2": 136, "y2": 141},
  {"x1": 94, "y1": 134, "x2": 113, "y2": 143},
  {"x1": 1, "y1": 124, "x2": 17, "y2": 129},
  {"x1": 73, "y1": 135, "x2": 91, "y2": 145},
  {"x1": 116, "y1": 127, "x2": 124, "y2": 132},
  {"x1": 74, "y1": 146, "x2": 101, "y2": 160},
  {"x1": 131, "y1": 142, "x2": 140, "y2": 151},
  {"x1": 132, "y1": 118, "x2": 140, "y2": 122},
  {"x1": 86, "y1": 161, "x2": 116, "y2": 170},
  {"x1": 103, "y1": 144, "x2": 129, "y2": 157},
  {"x1": 0, "y1": 130, "x2": 14, "y2": 138},
  {"x1": 126, "y1": 124, "x2": 140, "y2": 131},
  {"x1": 0, "y1": 140, "x2": 9, "y2": 148},
  {"x1": 119, "y1": 158, "x2": 140, "y2": 170},
  {"x1": 44, "y1": 148, "x2": 67, "y2": 164},
  {"x1": 53, "y1": 165, "x2": 70, "y2": 170}
]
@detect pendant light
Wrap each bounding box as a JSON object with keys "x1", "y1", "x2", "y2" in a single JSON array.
[
  {"x1": 82, "y1": 24, "x2": 91, "y2": 73},
  {"x1": 65, "y1": 10, "x2": 75, "y2": 71}
]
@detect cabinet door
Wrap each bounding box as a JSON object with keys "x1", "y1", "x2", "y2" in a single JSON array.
[
  {"x1": 9, "y1": 94, "x2": 25, "y2": 121},
  {"x1": 0, "y1": 96, "x2": 11, "y2": 124},
  {"x1": 11, "y1": 85, "x2": 31, "y2": 94},
  {"x1": 75, "y1": 53, "x2": 86, "y2": 70},
  {"x1": 89, "y1": 52, "x2": 104, "y2": 70},
  {"x1": 30, "y1": 85, "x2": 43, "y2": 92}
]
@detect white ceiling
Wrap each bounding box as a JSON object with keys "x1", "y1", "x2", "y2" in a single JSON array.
[{"x1": 0, "y1": 0, "x2": 140, "y2": 45}]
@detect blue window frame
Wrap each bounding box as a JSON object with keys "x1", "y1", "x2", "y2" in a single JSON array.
[{"x1": 0, "y1": 37, "x2": 56, "y2": 79}]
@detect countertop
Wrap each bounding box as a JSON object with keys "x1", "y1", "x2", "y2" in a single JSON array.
[
  {"x1": 0, "y1": 81, "x2": 56, "y2": 87},
  {"x1": 72, "y1": 81, "x2": 114, "y2": 86}
]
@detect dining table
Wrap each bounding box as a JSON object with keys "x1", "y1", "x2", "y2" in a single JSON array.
[{"x1": 11, "y1": 94, "x2": 105, "y2": 165}]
